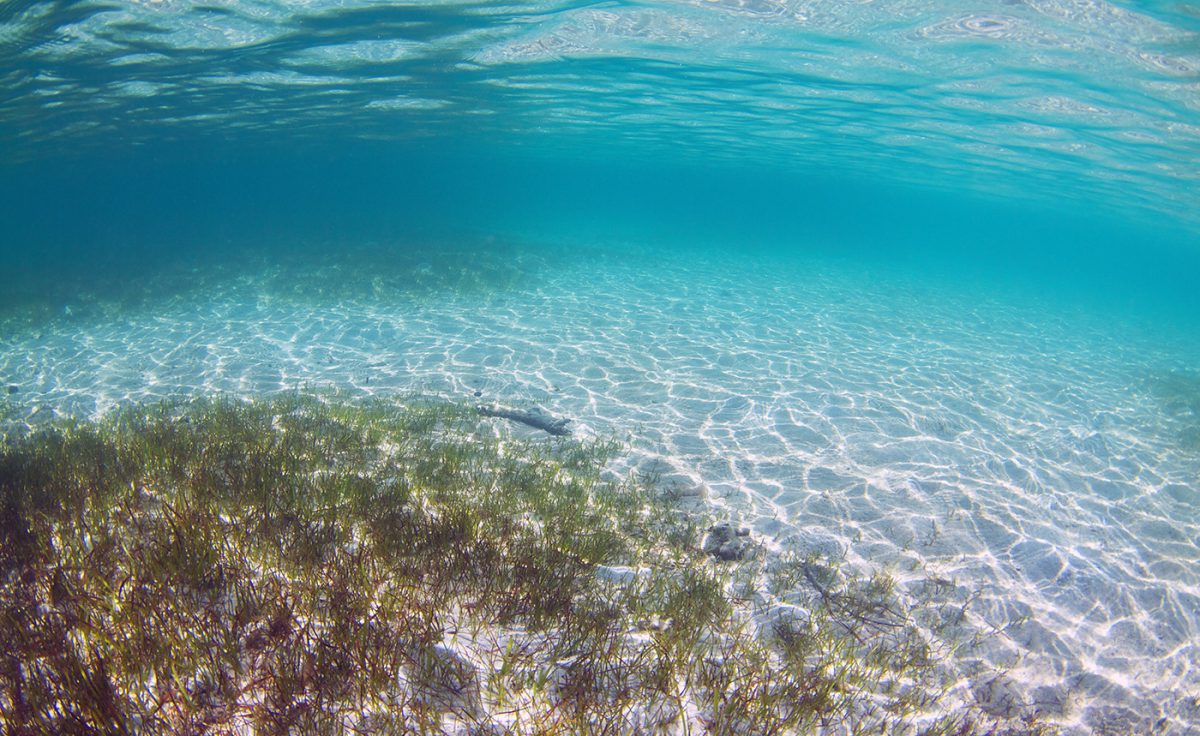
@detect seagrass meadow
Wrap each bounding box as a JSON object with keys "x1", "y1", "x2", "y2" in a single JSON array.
[{"x1": 0, "y1": 392, "x2": 1053, "y2": 735}]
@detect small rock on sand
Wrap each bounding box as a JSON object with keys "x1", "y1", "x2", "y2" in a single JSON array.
[{"x1": 703, "y1": 522, "x2": 752, "y2": 561}]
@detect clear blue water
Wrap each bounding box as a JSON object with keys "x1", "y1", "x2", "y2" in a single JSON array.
[
  {"x1": 2, "y1": 0, "x2": 1199, "y2": 320},
  {"x1": 2, "y1": 0, "x2": 1200, "y2": 733}
]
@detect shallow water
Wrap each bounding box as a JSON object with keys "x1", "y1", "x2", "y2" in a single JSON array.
[
  {"x1": 3, "y1": 0, "x2": 1200, "y2": 732},
  {"x1": 3, "y1": 241, "x2": 1198, "y2": 731}
]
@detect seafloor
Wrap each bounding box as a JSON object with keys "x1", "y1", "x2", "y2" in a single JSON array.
[{"x1": 2, "y1": 238, "x2": 1198, "y2": 734}]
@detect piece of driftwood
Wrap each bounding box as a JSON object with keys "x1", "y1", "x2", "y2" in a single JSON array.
[{"x1": 476, "y1": 403, "x2": 571, "y2": 436}]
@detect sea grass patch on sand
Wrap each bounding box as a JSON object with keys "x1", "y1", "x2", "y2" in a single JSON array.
[
  {"x1": 1150, "y1": 369, "x2": 1200, "y2": 452},
  {"x1": 0, "y1": 236, "x2": 547, "y2": 339},
  {"x1": 0, "y1": 393, "x2": 1052, "y2": 734},
  {"x1": 256, "y1": 241, "x2": 544, "y2": 307}
]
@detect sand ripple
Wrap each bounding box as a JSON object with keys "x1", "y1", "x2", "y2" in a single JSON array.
[{"x1": 2, "y1": 245, "x2": 1198, "y2": 733}]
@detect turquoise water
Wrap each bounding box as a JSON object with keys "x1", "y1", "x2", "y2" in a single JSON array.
[{"x1": 3, "y1": 0, "x2": 1200, "y2": 733}]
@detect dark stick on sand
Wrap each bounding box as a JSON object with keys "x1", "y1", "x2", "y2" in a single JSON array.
[{"x1": 476, "y1": 403, "x2": 571, "y2": 436}]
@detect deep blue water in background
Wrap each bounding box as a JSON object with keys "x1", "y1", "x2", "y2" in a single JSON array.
[
  {"x1": 3, "y1": 140, "x2": 1199, "y2": 344},
  {"x1": 2, "y1": 140, "x2": 1199, "y2": 324}
]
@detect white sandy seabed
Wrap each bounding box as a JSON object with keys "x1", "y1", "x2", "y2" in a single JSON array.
[{"x1": 2, "y1": 241, "x2": 1198, "y2": 734}]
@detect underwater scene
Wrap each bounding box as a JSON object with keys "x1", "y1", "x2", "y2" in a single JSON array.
[{"x1": 2, "y1": 0, "x2": 1200, "y2": 734}]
